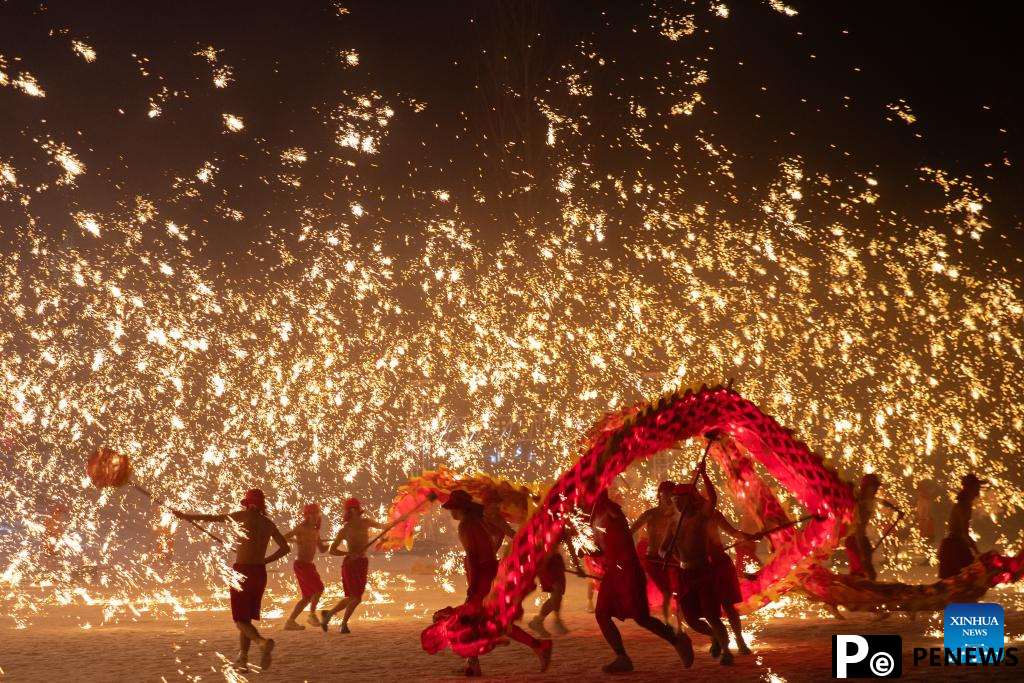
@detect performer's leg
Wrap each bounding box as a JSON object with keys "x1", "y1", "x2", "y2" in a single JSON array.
[
  {"x1": 324, "y1": 596, "x2": 350, "y2": 617},
  {"x1": 464, "y1": 656, "x2": 483, "y2": 677},
  {"x1": 637, "y1": 613, "x2": 694, "y2": 668},
  {"x1": 660, "y1": 587, "x2": 672, "y2": 623},
  {"x1": 235, "y1": 620, "x2": 266, "y2": 648},
  {"x1": 596, "y1": 608, "x2": 634, "y2": 672},
  {"x1": 286, "y1": 596, "x2": 311, "y2": 626},
  {"x1": 321, "y1": 596, "x2": 349, "y2": 631},
  {"x1": 307, "y1": 591, "x2": 322, "y2": 625},
  {"x1": 235, "y1": 624, "x2": 251, "y2": 668},
  {"x1": 723, "y1": 604, "x2": 751, "y2": 654},
  {"x1": 547, "y1": 582, "x2": 568, "y2": 633},
  {"x1": 540, "y1": 586, "x2": 562, "y2": 618},
  {"x1": 236, "y1": 620, "x2": 274, "y2": 670},
  {"x1": 507, "y1": 625, "x2": 553, "y2": 671},
  {"x1": 634, "y1": 614, "x2": 676, "y2": 644},
  {"x1": 706, "y1": 616, "x2": 733, "y2": 665},
  {"x1": 507, "y1": 624, "x2": 541, "y2": 648},
  {"x1": 340, "y1": 591, "x2": 363, "y2": 630},
  {"x1": 596, "y1": 608, "x2": 625, "y2": 654}
]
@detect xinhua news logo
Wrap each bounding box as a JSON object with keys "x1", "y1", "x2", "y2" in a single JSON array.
[
  {"x1": 945, "y1": 603, "x2": 1003, "y2": 663},
  {"x1": 832, "y1": 635, "x2": 902, "y2": 678}
]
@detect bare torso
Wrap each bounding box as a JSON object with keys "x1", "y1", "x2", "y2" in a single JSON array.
[
  {"x1": 853, "y1": 496, "x2": 876, "y2": 536},
  {"x1": 289, "y1": 522, "x2": 322, "y2": 562},
  {"x1": 338, "y1": 517, "x2": 375, "y2": 558},
  {"x1": 947, "y1": 500, "x2": 972, "y2": 541},
  {"x1": 642, "y1": 507, "x2": 677, "y2": 556},
  {"x1": 229, "y1": 509, "x2": 277, "y2": 564},
  {"x1": 672, "y1": 511, "x2": 711, "y2": 565}
]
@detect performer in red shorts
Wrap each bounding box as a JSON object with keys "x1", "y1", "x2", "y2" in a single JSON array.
[
  {"x1": 443, "y1": 489, "x2": 552, "y2": 677},
  {"x1": 322, "y1": 498, "x2": 380, "y2": 633},
  {"x1": 662, "y1": 467, "x2": 734, "y2": 666},
  {"x1": 173, "y1": 488, "x2": 289, "y2": 673},
  {"x1": 700, "y1": 467, "x2": 756, "y2": 656},
  {"x1": 528, "y1": 529, "x2": 580, "y2": 637},
  {"x1": 589, "y1": 489, "x2": 694, "y2": 674},
  {"x1": 283, "y1": 503, "x2": 328, "y2": 630},
  {"x1": 630, "y1": 480, "x2": 678, "y2": 622},
  {"x1": 939, "y1": 474, "x2": 987, "y2": 579}
]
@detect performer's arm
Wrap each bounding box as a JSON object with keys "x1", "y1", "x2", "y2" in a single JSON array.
[
  {"x1": 317, "y1": 537, "x2": 329, "y2": 553},
  {"x1": 629, "y1": 509, "x2": 651, "y2": 536},
  {"x1": 172, "y1": 510, "x2": 229, "y2": 523},
  {"x1": 700, "y1": 460, "x2": 718, "y2": 509},
  {"x1": 329, "y1": 527, "x2": 348, "y2": 556},
  {"x1": 283, "y1": 526, "x2": 298, "y2": 541},
  {"x1": 714, "y1": 511, "x2": 754, "y2": 541},
  {"x1": 493, "y1": 515, "x2": 515, "y2": 539},
  {"x1": 263, "y1": 523, "x2": 291, "y2": 565}
]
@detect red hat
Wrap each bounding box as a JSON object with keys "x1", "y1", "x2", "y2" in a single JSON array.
[
  {"x1": 658, "y1": 480, "x2": 677, "y2": 494},
  {"x1": 241, "y1": 488, "x2": 266, "y2": 512},
  {"x1": 442, "y1": 489, "x2": 480, "y2": 511},
  {"x1": 344, "y1": 497, "x2": 361, "y2": 510}
]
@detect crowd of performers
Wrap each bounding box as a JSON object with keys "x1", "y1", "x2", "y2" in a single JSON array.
[
  {"x1": 168, "y1": 467, "x2": 992, "y2": 675},
  {"x1": 840, "y1": 472, "x2": 989, "y2": 586}
]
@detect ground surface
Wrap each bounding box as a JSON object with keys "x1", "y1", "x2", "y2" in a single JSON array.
[{"x1": 2, "y1": 558, "x2": 1022, "y2": 682}]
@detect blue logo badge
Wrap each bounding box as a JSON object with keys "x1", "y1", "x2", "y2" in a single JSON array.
[{"x1": 944, "y1": 603, "x2": 1004, "y2": 664}]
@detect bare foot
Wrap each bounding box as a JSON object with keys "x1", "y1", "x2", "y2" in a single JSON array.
[
  {"x1": 283, "y1": 620, "x2": 305, "y2": 631},
  {"x1": 307, "y1": 612, "x2": 321, "y2": 627},
  {"x1": 339, "y1": 623, "x2": 351, "y2": 634},
  {"x1": 320, "y1": 610, "x2": 331, "y2": 632}
]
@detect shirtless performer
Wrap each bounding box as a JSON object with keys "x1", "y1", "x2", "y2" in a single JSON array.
[
  {"x1": 700, "y1": 467, "x2": 756, "y2": 656},
  {"x1": 938, "y1": 474, "x2": 987, "y2": 578},
  {"x1": 845, "y1": 473, "x2": 901, "y2": 581},
  {"x1": 173, "y1": 488, "x2": 289, "y2": 672},
  {"x1": 528, "y1": 528, "x2": 581, "y2": 637},
  {"x1": 662, "y1": 466, "x2": 734, "y2": 666},
  {"x1": 482, "y1": 490, "x2": 516, "y2": 555},
  {"x1": 630, "y1": 480, "x2": 678, "y2": 622},
  {"x1": 590, "y1": 489, "x2": 694, "y2": 674},
  {"x1": 283, "y1": 503, "x2": 328, "y2": 630},
  {"x1": 321, "y1": 498, "x2": 380, "y2": 633},
  {"x1": 443, "y1": 489, "x2": 552, "y2": 677}
]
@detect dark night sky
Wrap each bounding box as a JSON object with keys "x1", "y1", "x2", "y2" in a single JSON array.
[{"x1": 1, "y1": 0, "x2": 1021, "y2": 261}]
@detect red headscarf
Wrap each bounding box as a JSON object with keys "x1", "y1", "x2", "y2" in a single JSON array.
[
  {"x1": 241, "y1": 488, "x2": 266, "y2": 513},
  {"x1": 344, "y1": 497, "x2": 361, "y2": 520}
]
